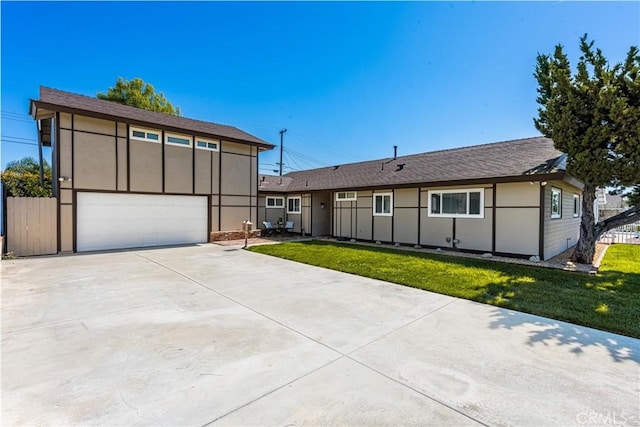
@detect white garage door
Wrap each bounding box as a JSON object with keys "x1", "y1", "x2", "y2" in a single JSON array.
[{"x1": 77, "y1": 193, "x2": 207, "y2": 252}]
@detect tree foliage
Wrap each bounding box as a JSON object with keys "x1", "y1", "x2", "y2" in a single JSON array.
[
  {"x1": 1, "y1": 157, "x2": 52, "y2": 197},
  {"x1": 97, "y1": 77, "x2": 181, "y2": 116},
  {"x1": 534, "y1": 35, "x2": 640, "y2": 263}
]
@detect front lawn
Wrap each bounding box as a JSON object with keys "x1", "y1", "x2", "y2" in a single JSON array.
[{"x1": 248, "y1": 241, "x2": 640, "y2": 338}]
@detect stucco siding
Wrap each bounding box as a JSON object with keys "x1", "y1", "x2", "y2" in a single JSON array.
[
  {"x1": 544, "y1": 181, "x2": 582, "y2": 259},
  {"x1": 393, "y1": 209, "x2": 418, "y2": 244},
  {"x1": 129, "y1": 140, "x2": 162, "y2": 193},
  {"x1": 164, "y1": 145, "x2": 193, "y2": 194},
  {"x1": 194, "y1": 150, "x2": 212, "y2": 194},
  {"x1": 456, "y1": 209, "x2": 492, "y2": 252},
  {"x1": 373, "y1": 216, "x2": 392, "y2": 242},
  {"x1": 221, "y1": 153, "x2": 251, "y2": 196},
  {"x1": 420, "y1": 214, "x2": 452, "y2": 247},
  {"x1": 394, "y1": 188, "x2": 418, "y2": 208},
  {"x1": 59, "y1": 130, "x2": 73, "y2": 188},
  {"x1": 495, "y1": 208, "x2": 539, "y2": 255},
  {"x1": 117, "y1": 137, "x2": 127, "y2": 191},
  {"x1": 74, "y1": 115, "x2": 116, "y2": 136},
  {"x1": 74, "y1": 132, "x2": 116, "y2": 191},
  {"x1": 356, "y1": 208, "x2": 372, "y2": 240},
  {"x1": 496, "y1": 182, "x2": 540, "y2": 207},
  {"x1": 60, "y1": 204, "x2": 73, "y2": 252},
  {"x1": 220, "y1": 207, "x2": 252, "y2": 231}
]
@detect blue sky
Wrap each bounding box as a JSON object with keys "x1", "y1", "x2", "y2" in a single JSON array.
[{"x1": 2, "y1": 1, "x2": 638, "y2": 173}]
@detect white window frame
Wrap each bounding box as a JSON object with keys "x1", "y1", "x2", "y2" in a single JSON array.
[
  {"x1": 266, "y1": 196, "x2": 284, "y2": 208},
  {"x1": 130, "y1": 126, "x2": 161, "y2": 143},
  {"x1": 336, "y1": 191, "x2": 357, "y2": 202},
  {"x1": 165, "y1": 132, "x2": 193, "y2": 148},
  {"x1": 287, "y1": 196, "x2": 301, "y2": 214},
  {"x1": 427, "y1": 188, "x2": 485, "y2": 218},
  {"x1": 195, "y1": 137, "x2": 220, "y2": 152},
  {"x1": 573, "y1": 194, "x2": 580, "y2": 218},
  {"x1": 551, "y1": 187, "x2": 562, "y2": 219},
  {"x1": 373, "y1": 193, "x2": 393, "y2": 217}
]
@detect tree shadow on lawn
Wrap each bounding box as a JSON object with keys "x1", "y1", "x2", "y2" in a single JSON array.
[{"x1": 487, "y1": 304, "x2": 639, "y2": 365}]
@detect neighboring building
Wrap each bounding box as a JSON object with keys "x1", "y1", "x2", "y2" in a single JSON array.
[
  {"x1": 259, "y1": 137, "x2": 584, "y2": 260},
  {"x1": 30, "y1": 87, "x2": 273, "y2": 253},
  {"x1": 596, "y1": 189, "x2": 627, "y2": 221}
]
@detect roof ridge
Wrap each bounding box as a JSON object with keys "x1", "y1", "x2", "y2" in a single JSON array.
[
  {"x1": 283, "y1": 136, "x2": 550, "y2": 176},
  {"x1": 38, "y1": 86, "x2": 246, "y2": 135}
]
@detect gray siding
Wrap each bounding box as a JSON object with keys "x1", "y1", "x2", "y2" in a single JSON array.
[{"x1": 544, "y1": 180, "x2": 582, "y2": 259}]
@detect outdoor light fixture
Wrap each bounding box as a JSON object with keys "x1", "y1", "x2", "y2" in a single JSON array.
[
  {"x1": 320, "y1": 202, "x2": 325, "y2": 209},
  {"x1": 58, "y1": 177, "x2": 72, "y2": 182},
  {"x1": 541, "y1": 181, "x2": 548, "y2": 186}
]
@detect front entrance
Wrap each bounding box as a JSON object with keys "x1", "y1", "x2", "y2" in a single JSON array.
[{"x1": 311, "y1": 192, "x2": 331, "y2": 236}]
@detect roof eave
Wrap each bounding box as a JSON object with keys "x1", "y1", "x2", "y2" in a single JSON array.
[{"x1": 30, "y1": 99, "x2": 275, "y2": 150}]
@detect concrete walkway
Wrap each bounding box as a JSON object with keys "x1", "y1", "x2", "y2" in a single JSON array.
[{"x1": 2, "y1": 244, "x2": 638, "y2": 426}]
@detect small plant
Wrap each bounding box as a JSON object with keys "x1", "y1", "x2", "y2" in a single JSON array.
[{"x1": 2, "y1": 251, "x2": 17, "y2": 260}]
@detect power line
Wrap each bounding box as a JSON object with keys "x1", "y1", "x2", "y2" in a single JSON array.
[
  {"x1": 2, "y1": 135, "x2": 38, "y2": 142},
  {"x1": 1, "y1": 139, "x2": 38, "y2": 146}
]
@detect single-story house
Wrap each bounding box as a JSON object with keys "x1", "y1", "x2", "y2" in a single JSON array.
[
  {"x1": 30, "y1": 87, "x2": 274, "y2": 253},
  {"x1": 258, "y1": 137, "x2": 584, "y2": 260}
]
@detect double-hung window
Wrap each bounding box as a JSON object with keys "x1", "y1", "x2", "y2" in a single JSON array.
[
  {"x1": 287, "y1": 197, "x2": 301, "y2": 214},
  {"x1": 373, "y1": 193, "x2": 393, "y2": 216},
  {"x1": 428, "y1": 189, "x2": 484, "y2": 218},
  {"x1": 130, "y1": 127, "x2": 160, "y2": 143},
  {"x1": 266, "y1": 197, "x2": 284, "y2": 208},
  {"x1": 573, "y1": 194, "x2": 580, "y2": 218},
  {"x1": 551, "y1": 188, "x2": 562, "y2": 219}
]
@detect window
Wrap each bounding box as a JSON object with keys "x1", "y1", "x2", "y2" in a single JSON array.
[
  {"x1": 195, "y1": 138, "x2": 219, "y2": 151},
  {"x1": 551, "y1": 188, "x2": 562, "y2": 219},
  {"x1": 573, "y1": 194, "x2": 580, "y2": 218},
  {"x1": 336, "y1": 191, "x2": 357, "y2": 201},
  {"x1": 428, "y1": 189, "x2": 484, "y2": 218},
  {"x1": 287, "y1": 197, "x2": 301, "y2": 214},
  {"x1": 130, "y1": 127, "x2": 160, "y2": 143},
  {"x1": 373, "y1": 193, "x2": 393, "y2": 216},
  {"x1": 165, "y1": 133, "x2": 192, "y2": 147},
  {"x1": 266, "y1": 197, "x2": 284, "y2": 208}
]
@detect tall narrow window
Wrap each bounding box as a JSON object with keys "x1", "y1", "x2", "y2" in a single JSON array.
[
  {"x1": 573, "y1": 194, "x2": 580, "y2": 218},
  {"x1": 287, "y1": 197, "x2": 301, "y2": 214},
  {"x1": 373, "y1": 193, "x2": 393, "y2": 216},
  {"x1": 551, "y1": 188, "x2": 562, "y2": 219}
]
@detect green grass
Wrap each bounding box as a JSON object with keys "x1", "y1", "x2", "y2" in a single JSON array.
[{"x1": 248, "y1": 241, "x2": 640, "y2": 338}]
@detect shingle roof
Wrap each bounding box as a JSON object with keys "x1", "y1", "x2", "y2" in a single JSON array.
[
  {"x1": 32, "y1": 87, "x2": 274, "y2": 149},
  {"x1": 258, "y1": 175, "x2": 294, "y2": 193},
  {"x1": 267, "y1": 137, "x2": 567, "y2": 192}
]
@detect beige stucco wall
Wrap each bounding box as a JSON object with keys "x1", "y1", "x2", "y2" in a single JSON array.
[
  {"x1": 129, "y1": 140, "x2": 163, "y2": 193},
  {"x1": 420, "y1": 214, "x2": 452, "y2": 247},
  {"x1": 356, "y1": 207, "x2": 373, "y2": 240},
  {"x1": 393, "y1": 209, "x2": 418, "y2": 244},
  {"x1": 74, "y1": 132, "x2": 117, "y2": 191},
  {"x1": 544, "y1": 180, "x2": 582, "y2": 259},
  {"x1": 194, "y1": 150, "x2": 212, "y2": 194},
  {"x1": 373, "y1": 216, "x2": 392, "y2": 242},
  {"x1": 496, "y1": 182, "x2": 538, "y2": 206},
  {"x1": 117, "y1": 137, "x2": 127, "y2": 191},
  {"x1": 164, "y1": 145, "x2": 193, "y2": 194},
  {"x1": 495, "y1": 208, "x2": 539, "y2": 255},
  {"x1": 456, "y1": 209, "x2": 493, "y2": 252},
  {"x1": 221, "y1": 153, "x2": 251, "y2": 195},
  {"x1": 60, "y1": 204, "x2": 73, "y2": 252}
]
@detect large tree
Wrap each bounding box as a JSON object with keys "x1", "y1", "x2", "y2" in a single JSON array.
[
  {"x1": 97, "y1": 77, "x2": 181, "y2": 116},
  {"x1": 1, "y1": 157, "x2": 52, "y2": 197},
  {"x1": 534, "y1": 35, "x2": 640, "y2": 264}
]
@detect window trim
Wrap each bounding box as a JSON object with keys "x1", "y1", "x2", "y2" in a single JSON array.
[
  {"x1": 287, "y1": 196, "x2": 302, "y2": 214},
  {"x1": 130, "y1": 126, "x2": 161, "y2": 143},
  {"x1": 551, "y1": 187, "x2": 562, "y2": 219},
  {"x1": 427, "y1": 188, "x2": 485, "y2": 219},
  {"x1": 266, "y1": 196, "x2": 284, "y2": 209},
  {"x1": 373, "y1": 192, "x2": 393, "y2": 217},
  {"x1": 336, "y1": 191, "x2": 357, "y2": 202},
  {"x1": 195, "y1": 137, "x2": 220, "y2": 152},
  {"x1": 165, "y1": 132, "x2": 193, "y2": 148},
  {"x1": 572, "y1": 194, "x2": 580, "y2": 218}
]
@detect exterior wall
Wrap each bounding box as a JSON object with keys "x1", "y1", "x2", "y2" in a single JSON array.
[
  {"x1": 311, "y1": 192, "x2": 331, "y2": 236},
  {"x1": 494, "y1": 182, "x2": 540, "y2": 256},
  {"x1": 544, "y1": 180, "x2": 582, "y2": 259},
  {"x1": 53, "y1": 112, "x2": 260, "y2": 252}
]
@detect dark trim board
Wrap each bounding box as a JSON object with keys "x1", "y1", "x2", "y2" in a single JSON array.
[
  {"x1": 32, "y1": 101, "x2": 274, "y2": 150},
  {"x1": 539, "y1": 184, "x2": 545, "y2": 260},
  {"x1": 56, "y1": 112, "x2": 61, "y2": 253},
  {"x1": 492, "y1": 183, "x2": 497, "y2": 253}
]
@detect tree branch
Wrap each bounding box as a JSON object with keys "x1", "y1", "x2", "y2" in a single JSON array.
[{"x1": 595, "y1": 204, "x2": 640, "y2": 238}]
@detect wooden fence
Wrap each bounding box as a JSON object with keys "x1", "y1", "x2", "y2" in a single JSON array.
[{"x1": 6, "y1": 197, "x2": 57, "y2": 256}]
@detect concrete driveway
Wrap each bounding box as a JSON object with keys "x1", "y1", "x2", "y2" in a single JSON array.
[{"x1": 2, "y1": 244, "x2": 638, "y2": 426}]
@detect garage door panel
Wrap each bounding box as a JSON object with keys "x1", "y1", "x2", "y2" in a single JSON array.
[{"x1": 77, "y1": 193, "x2": 207, "y2": 252}]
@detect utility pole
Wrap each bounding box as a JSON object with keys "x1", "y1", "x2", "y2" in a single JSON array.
[{"x1": 279, "y1": 129, "x2": 287, "y2": 176}]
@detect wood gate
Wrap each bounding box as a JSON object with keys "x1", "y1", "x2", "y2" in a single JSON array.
[{"x1": 6, "y1": 197, "x2": 57, "y2": 256}]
